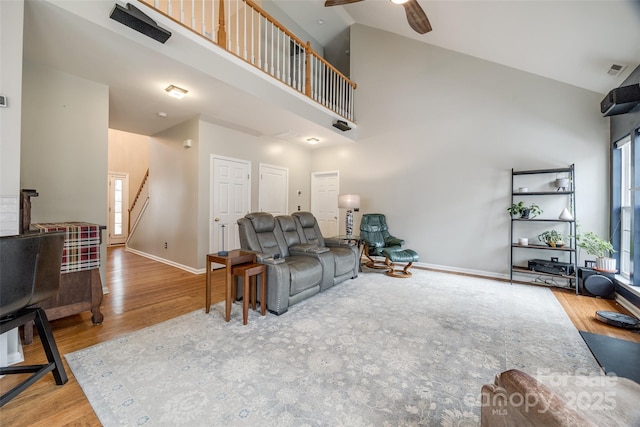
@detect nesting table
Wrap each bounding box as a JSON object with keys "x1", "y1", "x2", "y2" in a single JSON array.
[{"x1": 205, "y1": 250, "x2": 256, "y2": 322}]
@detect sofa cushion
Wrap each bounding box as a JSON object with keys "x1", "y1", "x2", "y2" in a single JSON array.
[
  {"x1": 292, "y1": 212, "x2": 326, "y2": 247},
  {"x1": 331, "y1": 246, "x2": 356, "y2": 276},
  {"x1": 286, "y1": 256, "x2": 322, "y2": 295},
  {"x1": 247, "y1": 212, "x2": 277, "y2": 233},
  {"x1": 276, "y1": 216, "x2": 302, "y2": 248}
]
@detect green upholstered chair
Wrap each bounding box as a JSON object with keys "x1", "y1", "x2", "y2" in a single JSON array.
[{"x1": 359, "y1": 213, "x2": 404, "y2": 269}]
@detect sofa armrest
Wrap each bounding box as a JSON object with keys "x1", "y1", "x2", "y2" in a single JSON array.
[
  {"x1": 290, "y1": 244, "x2": 330, "y2": 254},
  {"x1": 324, "y1": 237, "x2": 354, "y2": 247},
  {"x1": 259, "y1": 255, "x2": 285, "y2": 265},
  {"x1": 260, "y1": 261, "x2": 290, "y2": 315},
  {"x1": 385, "y1": 236, "x2": 405, "y2": 246}
]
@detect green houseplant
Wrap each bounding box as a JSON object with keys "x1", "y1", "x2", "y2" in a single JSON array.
[
  {"x1": 537, "y1": 230, "x2": 566, "y2": 247},
  {"x1": 507, "y1": 202, "x2": 542, "y2": 219},
  {"x1": 576, "y1": 231, "x2": 617, "y2": 271}
]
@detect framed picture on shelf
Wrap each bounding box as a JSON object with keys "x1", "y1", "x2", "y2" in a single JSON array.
[{"x1": 585, "y1": 260, "x2": 596, "y2": 269}]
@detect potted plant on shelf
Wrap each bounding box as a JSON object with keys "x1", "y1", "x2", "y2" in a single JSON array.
[
  {"x1": 537, "y1": 230, "x2": 566, "y2": 248},
  {"x1": 507, "y1": 202, "x2": 542, "y2": 219},
  {"x1": 576, "y1": 231, "x2": 617, "y2": 272}
]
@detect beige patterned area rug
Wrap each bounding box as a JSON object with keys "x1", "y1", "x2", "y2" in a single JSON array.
[{"x1": 66, "y1": 270, "x2": 599, "y2": 426}]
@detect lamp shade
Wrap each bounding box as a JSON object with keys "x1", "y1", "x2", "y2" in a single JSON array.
[{"x1": 338, "y1": 194, "x2": 360, "y2": 209}]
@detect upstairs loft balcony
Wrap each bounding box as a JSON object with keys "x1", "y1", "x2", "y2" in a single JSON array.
[{"x1": 138, "y1": 0, "x2": 357, "y2": 122}]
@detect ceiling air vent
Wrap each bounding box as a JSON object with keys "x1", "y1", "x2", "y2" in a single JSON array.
[{"x1": 607, "y1": 64, "x2": 627, "y2": 76}]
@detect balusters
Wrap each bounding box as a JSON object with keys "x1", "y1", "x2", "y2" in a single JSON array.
[{"x1": 138, "y1": 0, "x2": 356, "y2": 122}]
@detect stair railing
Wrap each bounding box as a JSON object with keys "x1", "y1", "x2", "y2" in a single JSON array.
[
  {"x1": 138, "y1": 0, "x2": 356, "y2": 121},
  {"x1": 129, "y1": 169, "x2": 149, "y2": 234}
]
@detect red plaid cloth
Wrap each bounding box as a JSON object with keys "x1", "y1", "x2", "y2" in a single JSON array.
[{"x1": 31, "y1": 222, "x2": 102, "y2": 273}]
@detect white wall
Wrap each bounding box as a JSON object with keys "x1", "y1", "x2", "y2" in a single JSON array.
[
  {"x1": 311, "y1": 25, "x2": 610, "y2": 277},
  {"x1": 0, "y1": 0, "x2": 24, "y2": 235},
  {"x1": 21, "y1": 62, "x2": 109, "y2": 280}
]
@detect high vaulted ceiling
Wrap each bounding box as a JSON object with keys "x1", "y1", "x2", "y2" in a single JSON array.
[
  {"x1": 21, "y1": 1, "x2": 640, "y2": 143},
  {"x1": 276, "y1": 0, "x2": 640, "y2": 95}
]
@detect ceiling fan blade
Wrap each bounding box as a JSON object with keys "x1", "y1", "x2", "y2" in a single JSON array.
[
  {"x1": 402, "y1": 0, "x2": 432, "y2": 34},
  {"x1": 324, "y1": 0, "x2": 364, "y2": 6}
]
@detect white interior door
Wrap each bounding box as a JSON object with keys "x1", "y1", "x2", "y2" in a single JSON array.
[
  {"x1": 211, "y1": 156, "x2": 251, "y2": 254},
  {"x1": 311, "y1": 171, "x2": 339, "y2": 237},
  {"x1": 107, "y1": 173, "x2": 129, "y2": 245},
  {"x1": 259, "y1": 163, "x2": 288, "y2": 215}
]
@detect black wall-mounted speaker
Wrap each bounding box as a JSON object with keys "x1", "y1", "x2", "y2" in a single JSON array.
[
  {"x1": 578, "y1": 268, "x2": 616, "y2": 299},
  {"x1": 110, "y1": 3, "x2": 171, "y2": 44},
  {"x1": 600, "y1": 83, "x2": 640, "y2": 117},
  {"x1": 332, "y1": 120, "x2": 352, "y2": 132}
]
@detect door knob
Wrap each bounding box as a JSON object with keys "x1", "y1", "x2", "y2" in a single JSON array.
[{"x1": 214, "y1": 217, "x2": 220, "y2": 222}]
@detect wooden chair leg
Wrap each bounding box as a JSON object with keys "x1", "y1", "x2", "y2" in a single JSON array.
[
  {"x1": 364, "y1": 246, "x2": 387, "y2": 269},
  {"x1": 384, "y1": 259, "x2": 413, "y2": 278},
  {"x1": 34, "y1": 308, "x2": 67, "y2": 385},
  {"x1": 242, "y1": 272, "x2": 250, "y2": 325},
  {"x1": 259, "y1": 273, "x2": 266, "y2": 316},
  {"x1": 403, "y1": 262, "x2": 414, "y2": 276},
  {"x1": 250, "y1": 276, "x2": 257, "y2": 310}
]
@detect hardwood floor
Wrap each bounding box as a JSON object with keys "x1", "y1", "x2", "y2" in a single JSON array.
[
  {"x1": 0, "y1": 247, "x2": 226, "y2": 426},
  {"x1": 551, "y1": 287, "x2": 640, "y2": 343},
  {"x1": 1, "y1": 247, "x2": 638, "y2": 426}
]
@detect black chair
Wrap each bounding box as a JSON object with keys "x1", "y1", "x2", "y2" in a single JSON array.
[{"x1": 0, "y1": 232, "x2": 68, "y2": 407}]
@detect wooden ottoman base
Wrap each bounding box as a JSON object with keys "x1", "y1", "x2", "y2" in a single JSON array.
[{"x1": 382, "y1": 249, "x2": 419, "y2": 278}]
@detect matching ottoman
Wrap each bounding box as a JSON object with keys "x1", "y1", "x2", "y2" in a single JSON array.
[{"x1": 381, "y1": 248, "x2": 419, "y2": 278}]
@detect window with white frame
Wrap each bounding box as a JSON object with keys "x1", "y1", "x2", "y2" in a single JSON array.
[{"x1": 617, "y1": 136, "x2": 632, "y2": 280}]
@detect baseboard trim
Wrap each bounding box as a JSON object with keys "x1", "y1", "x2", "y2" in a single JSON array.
[
  {"x1": 617, "y1": 295, "x2": 640, "y2": 319},
  {"x1": 125, "y1": 247, "x2": 204, "y2": 275},
  {"x1": 416, "y1": 262, "x2": 510, "y2": 281}
]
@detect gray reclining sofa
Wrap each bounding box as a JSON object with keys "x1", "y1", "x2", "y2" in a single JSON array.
[
  {"x1": 237, "y1": 212, "x2": 358, "y2": 315},
  {"x1": 292, "y1": 211, "x2": 359, "y2": 287}
]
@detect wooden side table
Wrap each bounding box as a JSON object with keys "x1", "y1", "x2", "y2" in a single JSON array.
[
  {"x1": 205, "y1": 250, "x2": 256, "y2": 321},
  {"x1": 232, "y1": 262, "x2": 266, "y2": 325}
]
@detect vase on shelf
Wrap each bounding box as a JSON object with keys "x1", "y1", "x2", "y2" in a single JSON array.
[{"x1": 559, "y1": 208, "x2": 573, "y2": 220}]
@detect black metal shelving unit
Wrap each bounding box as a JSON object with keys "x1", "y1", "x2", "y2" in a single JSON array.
[{"x1": 509, "y1": 165, "x2": 578, "y2": 292}]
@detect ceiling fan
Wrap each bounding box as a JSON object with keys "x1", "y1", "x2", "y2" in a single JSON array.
[{"x1": 324, "y1": 0, "x2": 432, "y2": 34}]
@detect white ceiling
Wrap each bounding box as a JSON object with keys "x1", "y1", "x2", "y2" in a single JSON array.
[
  {"x1": 21, "y1": 0, "x2": 640, "y2": 143},
  {"x1": 280, "y1": 0, "x2": 640, "y2": 95}
]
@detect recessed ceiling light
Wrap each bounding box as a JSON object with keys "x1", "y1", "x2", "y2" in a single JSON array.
[
  {"x1": 165, "y1": 84, "x2": 188, "y2": 99},
  {"x1": 317, "y1": 19, "x2": 325, "y2": 25},
  {"x1": 306, "y1": 137, "x2": 319, "y2": 145},
  {"x1": 157, "y1": 112, "x2": 168, "y2": 118}
]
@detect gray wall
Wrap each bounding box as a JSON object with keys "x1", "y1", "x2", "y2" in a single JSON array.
[
  {"x1": 21, "y1": 61, "x2": 109, "y2": 280},
  {"x1": 108, "y1": 129, "x2": 150, "y2": 208},
  {"x1": 311, "y1": 25, "x2": 610, "y2": 277},
  {"x1": 13, "y1": 20, "x2": 613, "y2": 281},
  {"x1": 128, "y1": 116, "x2": 312, "y2": 270},
  {"x1": 197, "y1": 119, "x2": 312, "y2": 269},
  {"x1": 127, "y1": 117, "x2": 200, "y2": 268},
  {"x1": 0, "y1": 0, "x2": 24, "y2": 235}
]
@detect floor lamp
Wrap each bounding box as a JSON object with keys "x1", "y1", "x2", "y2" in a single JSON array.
[{"x1": 338, "y1": 194, "x2": 360, "y2": 237}]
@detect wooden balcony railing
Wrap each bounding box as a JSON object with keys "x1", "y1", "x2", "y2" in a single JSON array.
[{"x1": 138, "y1": 0, "x2": 357, "y2": 121}]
